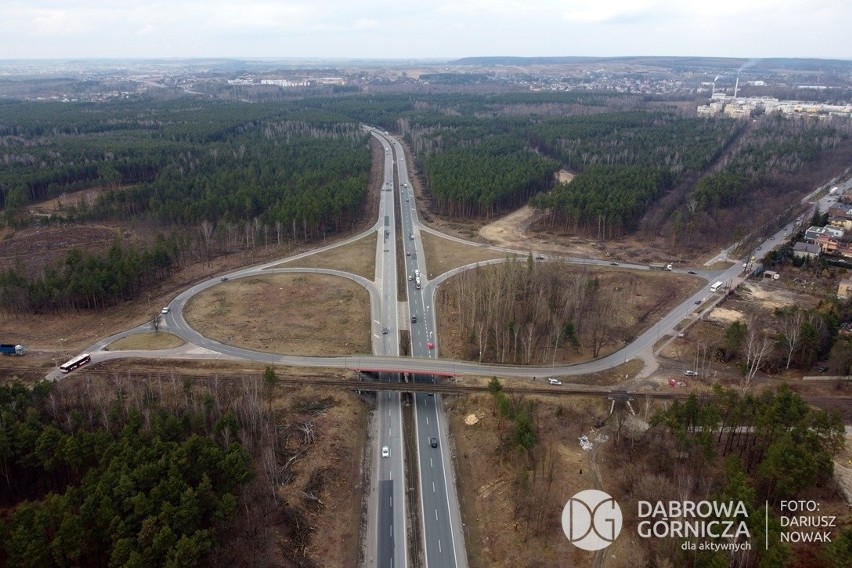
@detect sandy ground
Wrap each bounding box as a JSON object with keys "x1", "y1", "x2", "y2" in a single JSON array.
[{"x1": 477, "y1": 205, "x2": 602, "y2": 258}]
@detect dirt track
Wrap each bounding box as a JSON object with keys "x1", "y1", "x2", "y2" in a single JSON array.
[{"x1": 477, "y1": 205, "x2": 601, "y2": 258}]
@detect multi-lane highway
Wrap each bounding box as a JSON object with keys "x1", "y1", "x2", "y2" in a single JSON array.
[
  {"x1": 370, "y1": 134, "x2": 407, "y2": 568},
  {"x1": 389, "y1": 134, "x2": 466, "y2": 568}
]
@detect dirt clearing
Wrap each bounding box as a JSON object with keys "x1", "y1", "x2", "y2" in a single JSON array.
[
  {"x1": 272, "y1": 386, "x2": 368, "y2": 567},
  {"x1": 184, "y1": 274, "x2": 371, "y2": 356}
]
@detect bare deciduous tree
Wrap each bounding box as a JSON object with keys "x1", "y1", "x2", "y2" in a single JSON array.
[
  {"x1": 777, "y1": 309, "x2": 804, "y2": 369},
  {"x1": 743, "y1": 318, "x2": 774, "y2": 391}
]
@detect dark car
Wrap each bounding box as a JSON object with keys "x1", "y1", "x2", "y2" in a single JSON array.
[
  {"x1": 411, "y1": 315, "x2": 417, "y2": 323},
  {"x1": 687, "y1": 270, "x2": 697, "y2": 275},
  {"x1": 221, "y1": 276, "x2": 229, "y2": 281},
  {"x1": 430, "y1": 438, "x2": 438, "y2": 448}
]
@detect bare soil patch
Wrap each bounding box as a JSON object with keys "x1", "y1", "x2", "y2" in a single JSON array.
[
  {"x1": 107, "y1": 332, "x2": 185, "y2": 351},
  {"x1": 275, "y1": 232, "x2": 377, "y2": 280},
  {"x1": 477, "y1": 205, "x2": 538, "y2": 247},
  {"x1": 184, "y1": 274, "x2": 371, "y2": 356},
  {"x1": 27, "y1": 185, "x2": 129, "y2": 218},
  {"x1": 472, "y1": 203, "x2": 713, "y2": 267},
  {"x1": 420, "y1": 231, "x2": 511, "y2": 279}
]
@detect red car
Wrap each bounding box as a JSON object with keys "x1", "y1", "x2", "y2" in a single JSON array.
[{"x1": 427, "y1": 342, "x2": 434, "y2": 350}]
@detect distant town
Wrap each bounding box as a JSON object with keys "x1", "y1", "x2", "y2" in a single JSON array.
[{"x1": 1, "y1": 56, "x2": 850, "y2": 113}]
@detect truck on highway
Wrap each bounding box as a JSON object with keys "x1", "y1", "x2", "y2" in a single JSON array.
[
  {"x1": 0, "y1": 344, "x2": 25, "y2": 356},
  {"x1": 649, "y1": 262, "x2": 673, "y2": 271}
]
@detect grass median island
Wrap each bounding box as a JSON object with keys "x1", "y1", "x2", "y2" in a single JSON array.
[
  {"x1": 184, "y1": 273, "x2": 371, "y2": 356},
  {"x1": 274, "y1": 232, "x2": 377, "y2": 280},
  {"x1": 107, "y1": 332, "x2": 185, "y2": 351},
  {"x1": 420, "y1": 231, "x2": 510, "y2": 279}
]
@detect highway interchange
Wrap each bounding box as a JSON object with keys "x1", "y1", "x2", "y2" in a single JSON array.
[{"x1": 53, "y1": 128, "x2": 852, "y2": 568}]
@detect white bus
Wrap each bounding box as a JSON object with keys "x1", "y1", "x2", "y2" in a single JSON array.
[
  {"x1": 59, "y1": 353, "x2": 91, "y2": 373},
  {"x1": 710, "y1": 281, "x2": 724, "y2": 293}
]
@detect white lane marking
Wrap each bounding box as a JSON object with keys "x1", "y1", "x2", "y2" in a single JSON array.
[
  {"x1": 432, "y1": 481, "x2": 436, "y2": 493},
  {"x1": 438, "y1": 540, "x2": 442, "y2": 553},
  {"x1": 430, "y1": 457, "x2": 433, "y2": 468},
  {"x1": 426, "y1": 417, "x2": 429, "y2": 425},
  {"x1": 435, "y1": 509, "x2": 439, "y2": 521}
]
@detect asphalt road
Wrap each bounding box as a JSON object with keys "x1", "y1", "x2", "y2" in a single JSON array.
[
  {"x1": 371, "y1": 133, "x2": 407, "y2": 568},
  {"x1": 391, "y1": 133, "x2": 465, "y2": 568}
]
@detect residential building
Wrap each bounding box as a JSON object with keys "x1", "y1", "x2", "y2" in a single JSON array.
[
  {"x1": 793, "y1": 242, "x2": 821, "y2": 259},
  {"x1": 805, "y1": 225, "x2": 845, "y2": 242}
]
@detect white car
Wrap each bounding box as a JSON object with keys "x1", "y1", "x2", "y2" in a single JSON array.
[
  {"x1": 381, "y1": 446, "x2": 390, "y2": 458},
  {"x1": 684, "y1": 370, "x2": 698, "y2": 376},
  {"x1": 548, "y1": 378, "x2": 562, "y2": 385},
  {"x1": 161, "y1": 307, "x2": 170, "y2": 314}
]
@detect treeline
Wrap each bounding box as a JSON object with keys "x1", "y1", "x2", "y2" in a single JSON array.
[
  {"x1": 531, "y1": 165, "x2": 673, "y2": 238},
  {"x1": 0, "y1": 236, "x2": 181, "y2": 313},
  {"x1": 691, "y1": 118, "x2": 847, "y2": 212},
  {"x1": 635, "y1": 385, "x2": 847, "y2": 567},
  {"x1": 422, "y1": 136, "x2": 557, "y2": 218},
  {"x1": 89, "y1": 134, "x2": 370, "y2": 234},
  {"x1": 0, "y1": 380, "x2": 252, "y2": 567},
  {"x1": 382, "y1": 93, "x2": 851, "y2": 248},
  {"x1": 0, "y1": 99, "x2": 371, "y2": 238},
  {"x1": 398, "y1": 106, "x2": 742, "y2": 225},
  {"x1": 527, "y1": 112, "x2": 739, "y2": 173}
]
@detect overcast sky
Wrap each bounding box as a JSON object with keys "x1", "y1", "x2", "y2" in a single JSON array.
[{"x1": 1, "y1": 0, "x2": 849, "y2": 61}]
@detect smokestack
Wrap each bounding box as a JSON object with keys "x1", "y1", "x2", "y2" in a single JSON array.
[{"x1": 734, "y1": 76, "x2": 739, "y2": 98}]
